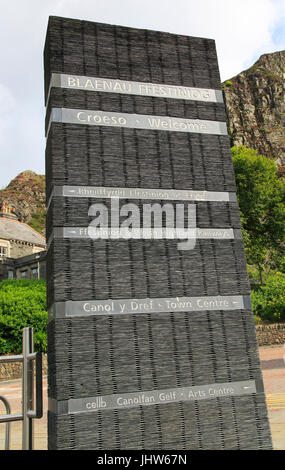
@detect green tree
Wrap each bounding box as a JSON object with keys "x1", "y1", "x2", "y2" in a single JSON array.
[
  {"x1": 0, "y1": 279, "x2": 47, "y2": 354},
  {"x1": 251, "y1": 272, "x2": 285, "y2": 322},
  {"x1": 232, "y1": 145, "x2": 285, "y2": 282}
]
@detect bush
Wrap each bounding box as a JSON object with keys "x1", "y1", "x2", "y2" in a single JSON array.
[
  {"x1": 251, "y1": 272, "x2": 285, "y2": 322},
  {"x1": 0, "y1": 279, "x2": 47, "y2": 354},
  {"x1": 232, "y1": 145, "x2": 285, "y2": 277},
  {"x1": 254, "y1": 315, "x2": 262, "y2": 325}
]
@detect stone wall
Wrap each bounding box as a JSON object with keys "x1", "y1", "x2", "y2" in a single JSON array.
[
  {"x1": 10, "y1": 241, "x2": 40, "y2": 259},
  {"x1": 0, "y1": 354, "x2": 48, "y2": 382},
  {"x1": 256, "y1": 323, "x2": 285, "y2": 347}
]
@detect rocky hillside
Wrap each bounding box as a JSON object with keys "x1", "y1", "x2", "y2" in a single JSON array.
[
  {"x1": 0, "y1": 171, "x2": 46, "y2": 235},
  {"x1": 222, "y1": 50, "x2": 285, "y2": 167}
]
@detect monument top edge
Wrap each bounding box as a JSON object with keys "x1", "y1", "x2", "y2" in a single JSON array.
[{"x1": 47, "y1": 16, "x2": 217, "y2": 44}]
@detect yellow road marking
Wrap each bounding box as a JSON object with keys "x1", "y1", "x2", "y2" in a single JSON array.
[{"x1": 266, "y1": 394, "x2": 285, "y2": 410}]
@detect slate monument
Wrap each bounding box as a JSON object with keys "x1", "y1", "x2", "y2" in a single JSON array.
[{"x1": 44, "y1": 16, "x2": 272, "y2": 449}]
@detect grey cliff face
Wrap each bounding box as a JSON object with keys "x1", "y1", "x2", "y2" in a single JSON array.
[{"x1": 223, "y1": 51, "x2": 285, "y2": 165}]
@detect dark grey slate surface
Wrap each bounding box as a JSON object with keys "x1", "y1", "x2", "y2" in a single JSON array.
[{"x1": 44, "y1": 16, "x2": 272, "y2": 449}]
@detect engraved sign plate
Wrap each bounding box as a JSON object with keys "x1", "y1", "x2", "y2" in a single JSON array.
[
  {"x1": 49, "y1": 295, "x2": 251, "y2": 320},
  {"x1": 52, "y1": 185, "x2": 237, "y2": 202},
  {"x1": 48, "y1": 227, "x2": 241, "y2": 243},
  {"x1": 54, "y1": 380, "x2": 257, "y2": 415},
  {"x1": 47, "y1": 73, "x2": 224, "y2": 105},
  {"x1": 47, "y1": 107, "x2": 227, "y2": 137}
]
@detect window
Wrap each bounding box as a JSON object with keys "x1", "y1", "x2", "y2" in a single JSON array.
[
  {"x1": 31, "y1": 267, "x2": 39, "y2": 279},
  {"x1": 8, "y1": 271, "x2": 14, "y2": 279},
  {"x1": 20, "y1": 270, "x2": 28, "y2": 278},
  {"x1": 0, "y1": 246, "x2": 7, "y2": 257}
]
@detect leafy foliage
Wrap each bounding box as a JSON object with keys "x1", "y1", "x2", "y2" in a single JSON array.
[
  {"x1": 0, "y1": 279, "x2": 47, "y2": 354},
  {"x1": 232, "y1": 145, "x2": 285, "y2": 280},
  {"x1": 29, "y1": 210, "x2": 47, "y2": 234},
  {"x1": 251, "y1": 272, "x2": 285, "y2": 322}
]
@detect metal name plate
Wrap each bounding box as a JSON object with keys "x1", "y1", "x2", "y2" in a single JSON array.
[
  {"x1": 49, "y1": 295, "x2": 251, "y2": 320},
  {"x1": 47, "y1": 108, "x2": 227, "y2": 137},
  {"x1": 47, "y1": 227, "x2": 241, "y2": 245},
  {"x1": 50, "y1": 185, "x2": 237, "y2": 202},
  {"x1": 46, "y1": 72, "x2": 223, "y2": 105},
  {"x1": 49, "y1": 380, "x2": 257, "y2": 415}
]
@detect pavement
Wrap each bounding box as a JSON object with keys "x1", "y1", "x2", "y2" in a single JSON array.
[
  {"x1": 259, "y1": 345, "x2": 285, "y2": 450},
  {"x1": 0, "y1": 377, "x2": 48, "y2": 450},
  {"x1": 0, "y1": 345, "x2": 285, "y2": 450}
]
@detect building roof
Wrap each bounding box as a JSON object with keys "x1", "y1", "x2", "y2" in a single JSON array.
[{"x1": 0, "y1": 217, "x2": 46, "y2": 247}]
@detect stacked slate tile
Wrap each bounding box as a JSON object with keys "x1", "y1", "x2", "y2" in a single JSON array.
[{"x1": 44, "y1": 16, "x2": 272, "y2": 449}]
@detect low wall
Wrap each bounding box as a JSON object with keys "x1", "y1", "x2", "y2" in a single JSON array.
[
  {"x1": 0, "y1": 354, "x2": 48, "y2": 382},
  {"x1": 256, "y1": 323, "x2": 285, "y2": 347}
]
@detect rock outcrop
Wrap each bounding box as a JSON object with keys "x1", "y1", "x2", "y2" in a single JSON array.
[
  {"x1": 0, "y1": 171, "x2": 46, "y2": 235},
  {"x1": 222, "y1": 50, "x2": 285, "y2": 167}
]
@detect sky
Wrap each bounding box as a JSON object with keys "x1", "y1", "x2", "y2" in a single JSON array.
[{"x1": 0, "y1": 0, "x2": 285, "y2": 188}]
